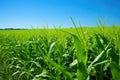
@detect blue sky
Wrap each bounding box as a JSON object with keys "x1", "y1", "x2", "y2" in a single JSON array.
[{"x1": 0, "y1": 0, "x2": 120, "y2": 28}]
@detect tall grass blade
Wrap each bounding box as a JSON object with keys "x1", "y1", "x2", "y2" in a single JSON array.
[{"x1": 70, "y1": 17, "x2": 81, "y2": 39}]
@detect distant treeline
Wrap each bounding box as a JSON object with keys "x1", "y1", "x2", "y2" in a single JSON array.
[{"x1": 0, "y1": 28, "x2": 27, "y2": 30}]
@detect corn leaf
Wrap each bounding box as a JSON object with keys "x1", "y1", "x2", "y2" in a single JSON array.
[{"x1": 110, "y1": 61, "x2": 120, "y2": 80}]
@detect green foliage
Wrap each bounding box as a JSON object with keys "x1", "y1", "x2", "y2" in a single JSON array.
[
  {"x1": 110, "y1": 61, "x2": 120, "y2": 80},
  {"x1": 0, "y1": 25, "x2": 120, "y2": 80}
]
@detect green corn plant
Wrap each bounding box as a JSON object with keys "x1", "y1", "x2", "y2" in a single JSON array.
[
  {"x1": 41, "y1": 41, "x2": 73, "y2": 80},
  {"x1": 70, "y1": 17, "x2": 87, "y2": 80},
  {"x1": 87, "y1": 39, "x2": 111, "y2": 80}
]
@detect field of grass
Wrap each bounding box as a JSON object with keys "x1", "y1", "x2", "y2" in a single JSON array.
[{"x1": 0, "y1": 22, "x2": 120, "y2": 80}]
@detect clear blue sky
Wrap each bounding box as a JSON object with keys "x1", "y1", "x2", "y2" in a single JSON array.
[{"x1": 0, "y1": 0, "x2": 120, "y2": 28}]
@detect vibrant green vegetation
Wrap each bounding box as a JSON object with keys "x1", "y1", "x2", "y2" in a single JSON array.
[{"x1": 0, "y1": 22, "x2": 120, "y2": 80}]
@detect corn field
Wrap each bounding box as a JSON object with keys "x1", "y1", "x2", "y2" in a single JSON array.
[{"x1": 0, "y1": 21, "x2": 120, "y2": 80}]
